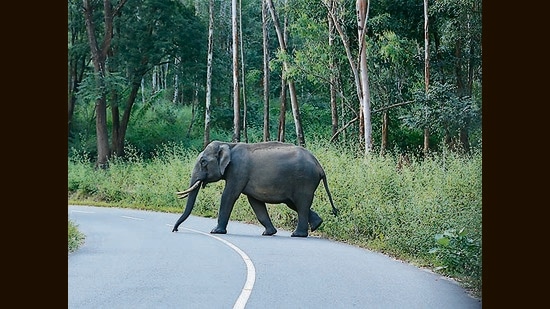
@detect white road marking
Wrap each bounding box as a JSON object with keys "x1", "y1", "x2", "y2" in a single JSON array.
[
  {"x1": 121, "y1": 215, "x2": 144, "y2": 221},
  {"x1": 181, "y1": 227, "x2": 256, "y2": 309},
  {"x1": 69, "y1": 210, "x2": 95, "y2": 213}
]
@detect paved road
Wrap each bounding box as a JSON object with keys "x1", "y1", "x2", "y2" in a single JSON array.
[{"x1": 68, "y1": 205, "x2": 481, "y2": 308}]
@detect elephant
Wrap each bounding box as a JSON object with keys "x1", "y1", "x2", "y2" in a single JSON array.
[{"x1": 172, "y1": 140, "x2": 338, "y2": 237}]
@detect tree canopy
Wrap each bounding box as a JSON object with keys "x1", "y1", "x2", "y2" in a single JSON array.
[{"x1": 68, "y1": 0, "x2": 482, "y2": 162}]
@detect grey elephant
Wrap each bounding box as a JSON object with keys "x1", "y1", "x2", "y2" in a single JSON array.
[{"x1": 172, "y1": 141, "x2": 338, "y2": 237}]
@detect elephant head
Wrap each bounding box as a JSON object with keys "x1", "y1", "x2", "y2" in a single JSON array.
[{"x1": 172, "y1": 141, "x2": 231, "y2": 232}]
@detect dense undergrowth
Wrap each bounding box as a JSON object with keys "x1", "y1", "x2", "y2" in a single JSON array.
[{"x1": 68, "y1": 141, "x2": 482, "y2": 299}]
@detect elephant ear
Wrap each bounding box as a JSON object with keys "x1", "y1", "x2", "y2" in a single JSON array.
[{"x1": 218, "y1": 144, "x2": 231, "y2": 175}]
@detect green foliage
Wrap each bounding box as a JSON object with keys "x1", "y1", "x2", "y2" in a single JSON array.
[
  {"x1": 68, "y1": 219, "x2": 85, "y2": 254},
  {"x1": 429, "y1": 227, "x2": 482, "y2": 279}
]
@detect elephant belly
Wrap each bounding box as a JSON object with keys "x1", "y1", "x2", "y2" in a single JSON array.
[{"x1": 242, "y1": 182, "x2": 289, "y2": 204}]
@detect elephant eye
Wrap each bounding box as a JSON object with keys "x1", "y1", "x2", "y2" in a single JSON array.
[{"x1": 200, "y1": 158, "x2": 207, "y2": 168}]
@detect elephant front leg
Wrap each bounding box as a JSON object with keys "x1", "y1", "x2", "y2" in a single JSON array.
[
  {"x1": 247, "y1": 196, "x2": 277, "y2": 236},
  {"x1": 211, "y1": 187, "x2": 240, "y2": 234}
]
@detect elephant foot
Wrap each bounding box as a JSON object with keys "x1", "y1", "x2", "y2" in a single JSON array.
[
  {"x1": 211, "y1": 227, "x2": 227, "y2": 234},
  {"x1": 291, "y1": 231, "x2": 308, "y2": 237},
  {"x1": 310, "y1": 218, "x2": 323, "y2": 232},
  {"x1": 262, "y1": 228, "x2": 277, "y2": 236}
]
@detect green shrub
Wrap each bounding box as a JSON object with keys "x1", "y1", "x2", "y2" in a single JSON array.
[
  {"x1": 429, "y1": 227, "x2": 481, "y2": 277},
  {"x1": 68, "y1": 219, "x2": 85, "y2": 253}
]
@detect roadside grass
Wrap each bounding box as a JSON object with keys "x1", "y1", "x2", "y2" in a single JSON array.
[
  {"x1": 68, "y1": 219, "x2": 85, "y2": 254},
  {"x1": 68, "y1": 141, "x2": 482, "y2": 299}
]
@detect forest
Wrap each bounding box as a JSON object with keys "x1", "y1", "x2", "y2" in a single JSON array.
[
  {"x1": 68, "y1": 0, "x2": 482, "y2": 162},
  {"x1": 68, "y1": 0, "x2": 482, "y2": 298}
]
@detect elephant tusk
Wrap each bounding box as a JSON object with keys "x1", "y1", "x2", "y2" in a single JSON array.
[{"x1": 176, "y1": 180, "x2": 202, "y2": 199}]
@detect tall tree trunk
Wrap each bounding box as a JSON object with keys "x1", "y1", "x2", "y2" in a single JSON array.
[
  {"x1": 187, "y1": 85, "x2": 199, "y2": 138},
  {"x1": 68, "y1": 56, "x2": 85, "y2": 138},
  {"x1": 204, "y1": 0, "x2": 214, "y2": 148},
  {"x1": 112, "y1": 81, "x2": 140, "y2": 157},
  {"x1": 277, "y1": 75, "x2": 287, "y2": 142},
  {"x1": 423, "y1": 0, "x2": 430, "y2": 156},
  {"x1": 460, "y1": 31, "x2": 475, "y2": 154},
  {"x1": 239, "y1": 0, "x2": 248, "y2": 143},
  {"x1": 262, "y1": 0, "x2": 270, "y2": 142},
  {"x1": 328, "y1": 0, "x2": 338, "y2": 141},
  {"x1": 325, "y1": 0, "x2": 369, "y2": 152},
  {"x1": 110, "y1": 88, "x2": 120, "y2": 156},
  {"x1": 141, "y1": 78, "x2": 146, "y2": 103},
  {"x1": 82, "y1": 0, "x2": 128, "y2": 168},
  {"x1": 231, "y1": 0, "x2": 241, "y2": 142},
  {"x1": 357, "y1": 0, "x2": 372, "y2": 154},
  {"x1": 152, "y1": 66, "x2": 158, "y2": 93},
  {"x1": 266, "y1": 0, "x2": 305, "y2": 146},
  {"x1": 277, "y1": 3, "x2": 288, "y2": 143},
  {"x1": 173, "y1": 58, "x2": 179, "y2": 104}
]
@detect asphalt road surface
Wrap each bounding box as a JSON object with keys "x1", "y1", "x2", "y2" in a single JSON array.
[{"x1": 68, "y1": 205, "x2": 481, "y2": 308}]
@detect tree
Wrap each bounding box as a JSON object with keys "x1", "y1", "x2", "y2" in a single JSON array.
[
  {"x1": 423, "y1": 0, "x2": 430, "y2": 155},
  {"x1": 204, "y1": 0, "x2": 214, "y2": 147},
  {"x1": 266, "y1": 0, "x2": 305, "y2": 146},
  {"x1": 262, "y1": 0, "x2": 270, "y2": 142},
  {"x1": 232, "y1": 0, "x2": 241, "y2": 142},
  {"x1": 239, "y1": 0, "x2": 248, "y2": 143},
  {"x1": 324, "y1": 0, "x2": 373, "y2": 154},
  {"x1": 327, "y1": 0, "x2": 339, "y2": 141},
  {"x1": 111, "y1": 0, "x2": 205, "y2": 157},
  {"x1": 276, "y1": 1, "x2": 288, "y2": 143},
  {"x1": 357, "y1": 0, "x2": 373, "y2": 154},
  {"x1": 68, "y1": 0, "x2": 90, "y2": 138},
  {"x1": 82, "y1": 0, "x2": 128, "y2": 168}
]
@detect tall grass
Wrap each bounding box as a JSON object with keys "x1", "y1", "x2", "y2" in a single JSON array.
[{"x1": 68, "y1": 140, "x2": 482, "y2": 297}]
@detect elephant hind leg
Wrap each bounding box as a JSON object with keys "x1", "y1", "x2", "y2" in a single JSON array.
[
  {"x1": 309, "y1": 210, "x2": 323, "y2": 232},
  {"x1": 287, "y1": 200, "x2": 312, "y2": 237},
  {"x1": 287, "y1": 202, "x2": 323, "y2": 233},
  {"x1": 247, "y1": 196, "x2": 277, "y2": 236}
]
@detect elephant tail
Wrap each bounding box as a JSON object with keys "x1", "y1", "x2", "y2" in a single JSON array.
[{"x1": 321, "y1": 175, "x2": 338, "y2": 216}]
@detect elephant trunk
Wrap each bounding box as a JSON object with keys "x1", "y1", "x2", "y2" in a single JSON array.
[{"x1": 172, "y1": 180, "x2": 202, "y2": 232}]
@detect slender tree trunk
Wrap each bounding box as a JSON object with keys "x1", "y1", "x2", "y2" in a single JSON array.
[
  {"x1": 262, "y1": 0, "x2": 270, "y2": 142},
  {"x1": 423, "y1": 0, "x2": 430, "y2": 155},
  {"x1": 187, "y1": 85, "x2": 199, "y2": 138},
  {"x1": 266, "y1": 0, "x2": 305, "y2": 146},
  {"x1": 68, "y1": 56, "x2": 85, "y2": 137},
  {"x1": 277, "y1": 3, "x2": 288, "y2": 143},
  {"x1": 460, "y1": 33, "x2": 475, "y2": 154},
  {"x1": 357, "y1": 0, "x2": 372, "y2": 154},
  {"x1": 152, "y1": 66, "x2": 158, "y2": 93},
  {"x1": 173, "y1": 58, "x2": 179, "y2": 104},
  {"x1": 113, "y1": 81, "x2": 140, "y2": 157},
  {"x1": 231, "y1": 0, "x2": 241, "y2": 142},
  {"x1": 328, "y1": 0, "x2": 338, "y2": 141},
  {"x1": 325, "y1": 0, "x2": 369, "y2": 152},
  {"x1": 380, "y1": 110, "x2": 387, "y2": 156},
  {"x1": 239, "y1": 0, "x2": 248, "y2": 143},
  {"x1": 110, "y1": 89, "x2": 120, "y2": 156},
  {"x1": 204, "y1": 0, "x2": 214, "y2": 148},
  {"x1": 278, "y1": 75, "x2": 287, "y2": 142},
  {"x1": 141, "y1": 78, "x2": 146, "y2": 103}
]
